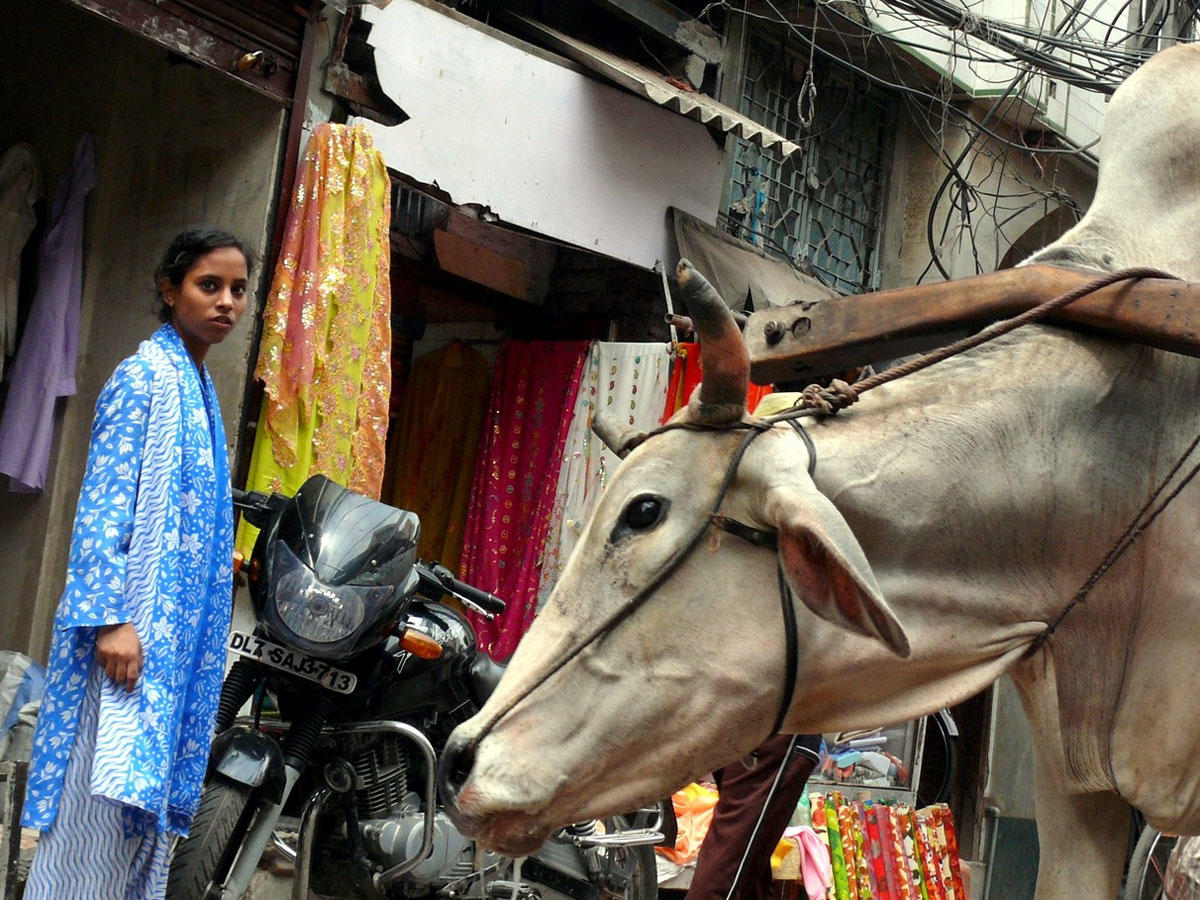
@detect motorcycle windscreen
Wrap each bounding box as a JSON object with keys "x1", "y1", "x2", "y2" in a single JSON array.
[
  {"x1": 264, "y1": 474, "x2": 421, "y2": 657},
  {"x1": 284, "y1": 474, "x2": 421, "y2": 588}
]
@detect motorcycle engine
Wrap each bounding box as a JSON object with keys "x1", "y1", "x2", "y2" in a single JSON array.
[{"x1": 361, "y1": 794, "x2": 503, "y2": 887}]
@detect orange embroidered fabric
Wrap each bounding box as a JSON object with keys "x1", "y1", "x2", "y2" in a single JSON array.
[
  {"x1": 237, "y1": 124, "x2": 392, "y2": 554},
  {"x1": 382, "y1": 341, "x2": 493, "y2": 574}
]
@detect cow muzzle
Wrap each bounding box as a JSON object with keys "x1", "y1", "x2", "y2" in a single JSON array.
[
  {"x1": 438, "y1": 732, "x2": 557, "y2": 855},
  {"x1": 437, "y1": 731, "x2": 483, "y2": 838}
]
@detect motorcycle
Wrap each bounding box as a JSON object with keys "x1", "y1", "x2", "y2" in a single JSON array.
[{"x1": 167, "y1": 474, "x2": 668, "y2": 900}]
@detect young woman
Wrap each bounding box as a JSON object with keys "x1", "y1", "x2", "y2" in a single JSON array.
[{"x1": 20, "y1": 228, "x2": 254, "y2": 899}]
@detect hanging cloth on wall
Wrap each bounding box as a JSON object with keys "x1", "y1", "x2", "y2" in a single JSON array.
[
  {"x1": 237, "y1": 123, "x2": 392, "y2": 555},
  {"x1": 381, "y1": 341, "x2": 493, "y2": 575},
  {"x1": 460, "y1": 339, "x2": 588, "y2": 660},
  {"x1": 536, "y1": 341, "x2": 670, "y2": 609},
  {"x1": 660, "y1": 341, "x2": 772, "y2": 424},
  {"x1": 0, "y1": 134, "x2": 94, "y2": 492},
  {"x1": 0, "y1": 143, "x2": 41, "y2": 382}
]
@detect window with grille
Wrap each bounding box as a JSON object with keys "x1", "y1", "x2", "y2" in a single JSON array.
[{"x1": 725, "y1": 25, "x2": 894, "y2": 295}]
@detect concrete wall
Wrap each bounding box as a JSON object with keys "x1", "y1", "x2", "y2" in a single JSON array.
[
  {"x1": 878, "y1": 106, "x2": 1097, "y2": 288},
  {"x1": 0, "y1": 0, "x2": 286, "y2": 659},
  {"x1": 356, "y1": 0, "x2": 729, "y2": 271}
]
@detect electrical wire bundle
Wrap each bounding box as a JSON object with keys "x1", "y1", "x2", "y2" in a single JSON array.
[{"x1": 699, "y1": 0, "x2": 1195, "y2": 281}]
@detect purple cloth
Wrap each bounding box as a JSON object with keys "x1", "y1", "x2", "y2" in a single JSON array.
[{"x1": 0, "y1": 134, "x2": 95, "y2": 492}]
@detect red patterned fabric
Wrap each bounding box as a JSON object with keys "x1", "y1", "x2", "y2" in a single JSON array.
[
  {"x1": 460, "y1": 340, "x2": 588, "y2": 659},
  {"x1": 879, "y1": 805, "x2": 917, "y2": 899}
]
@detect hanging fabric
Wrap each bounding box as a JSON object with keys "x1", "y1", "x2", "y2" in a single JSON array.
[
  {"x1": 0, "y1": 142, "x2": 41, "y2": 382},
  {"x1": 237, "y1": 123, "x2": 392, "y2": 555},
  {"x1": 537, "y1": 341, "x2": 670, "y2": 608},
  {"x1": 382, "y1": 341, "x2": 493, "y2": 574},
  {"x1": 460, "y1": 339, "x2": 588, "y2": 660},
  {"x1": 0, "y1": 134, "x2": 94, "y2": 492},
  {"x1": 660, "y1": 341, "x2": 772, "y2": 424}
]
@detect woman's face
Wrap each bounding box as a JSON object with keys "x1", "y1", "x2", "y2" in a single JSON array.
[{"x1": 161, "y1": 246, "x2": 250, "y2": 365}]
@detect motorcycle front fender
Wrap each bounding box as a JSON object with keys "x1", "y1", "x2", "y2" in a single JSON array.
[{"x1": 207, "y1": 724, "x2": 287, "y2": 803}]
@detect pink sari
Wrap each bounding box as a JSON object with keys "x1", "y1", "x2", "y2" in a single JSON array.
[{"x1": 461, "y1": 340, "x2": 588, "y2": 659}]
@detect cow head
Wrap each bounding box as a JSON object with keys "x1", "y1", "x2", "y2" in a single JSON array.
[{"x1": 437, "y1": 261, "x2": 909, "y2": 855}]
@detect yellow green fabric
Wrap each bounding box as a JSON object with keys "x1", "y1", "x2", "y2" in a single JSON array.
[{"x1": 236, "y1": 123, "x2": 392, "y2": 556}]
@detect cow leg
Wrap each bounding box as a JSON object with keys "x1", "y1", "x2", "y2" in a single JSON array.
[{"x1": 1031, "y1": 747, "x2": 1129, "y2": 899}]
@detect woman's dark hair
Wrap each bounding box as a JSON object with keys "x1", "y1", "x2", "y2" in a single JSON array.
[{"x1": 154, "y1": 227, "x2": 256, "y2": 323}]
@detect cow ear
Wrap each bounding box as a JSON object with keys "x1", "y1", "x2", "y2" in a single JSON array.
[
  {"x1": 763, "y1": 483, "x2": 911, "y2": 658},
  {"x1": 591, "y1": 410, "x2": 648, "y2": 459}
]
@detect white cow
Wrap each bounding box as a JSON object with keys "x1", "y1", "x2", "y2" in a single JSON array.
[{"x1": 439, "y1": 43, "x2": 1200, "y2": 898}]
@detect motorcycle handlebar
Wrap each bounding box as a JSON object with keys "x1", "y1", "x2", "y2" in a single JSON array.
[
  {"x1": 422, "y1": 563, "x2": 507, "y2": 617},
  {"x1": 231, "y1": 488, "x2": 287, "y2": 530}
]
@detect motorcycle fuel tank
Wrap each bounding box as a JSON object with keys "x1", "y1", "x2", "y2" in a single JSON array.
[{"x1": 374, "y1": 601, "x2": 481, "y2": 722}]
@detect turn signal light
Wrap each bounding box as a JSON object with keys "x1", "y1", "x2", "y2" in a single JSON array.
[{"x1": 400, "y1": 628, "x2": 443, "y2": 659}]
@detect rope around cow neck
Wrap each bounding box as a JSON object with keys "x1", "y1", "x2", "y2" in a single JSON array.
[{"x1": 775, "y1": 264, "x2": 1200, "y2": 653}]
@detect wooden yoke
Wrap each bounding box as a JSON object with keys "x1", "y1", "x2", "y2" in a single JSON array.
[{"x1": 744, "y1": 265, "x2": 1200, "y2": 384}]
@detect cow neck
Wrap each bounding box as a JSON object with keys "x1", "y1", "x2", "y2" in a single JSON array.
[
  {"x1": 1026, "y1": 423, "x2": 1200, "y2": 656},
  {"x1": 463, "y1": 415, "x2": 810, "y2": 754}
]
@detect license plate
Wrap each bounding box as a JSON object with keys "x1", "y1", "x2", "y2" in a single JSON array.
[{"x1": 227, "y1": 631, "x2": 357, "y2": 695}]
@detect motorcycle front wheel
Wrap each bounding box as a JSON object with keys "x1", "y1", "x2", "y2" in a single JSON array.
[{"x1": 166, "y1": 781, "x2": 254, "y2": 900}]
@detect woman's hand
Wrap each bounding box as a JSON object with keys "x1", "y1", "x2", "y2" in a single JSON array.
[{"x1": 96, "y1": 623, "x2": 144, "y2": 692}]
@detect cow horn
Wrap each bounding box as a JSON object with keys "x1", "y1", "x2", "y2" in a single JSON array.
[
  {"x1": 591, "y1": 410, "x2": 647, "y2": 459},
  {"x1": 676, "y1": 259, "x2": 749, "y2": 419}
]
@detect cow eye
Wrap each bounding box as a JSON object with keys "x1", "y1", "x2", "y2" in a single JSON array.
[{"x1": 615, "y1": 494, "x2": 668, "y2": 538}]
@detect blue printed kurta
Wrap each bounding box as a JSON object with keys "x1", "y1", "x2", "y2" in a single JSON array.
[{"x1": 22, "y1": 323, "x2": 234, "y2": 837}]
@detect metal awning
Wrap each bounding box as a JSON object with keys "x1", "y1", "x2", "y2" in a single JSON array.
[
  {"x1": 672, "y1": 208, "x2": 836, "y2": 315},
  {"x1": 514, "y1": 17, "x2": 801, "y2": 159}
]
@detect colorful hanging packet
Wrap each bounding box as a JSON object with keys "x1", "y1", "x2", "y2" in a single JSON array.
[
  {"x1": 863, "y1": 803, "x2": 894, "y2": 899},
  {"x1": 922, "y1": 808, "x2": 954, "y2": 900},
  {"x1": 849, "y1": 801, "x2": 877, "y2": 898},
  {"x1": 930, "y1": 805, "x2": 966, "y2": 899},
  {"x1": 835, "y1": 796, "x2": 862, "y2": 900},
  {"x1": 810, "y1": 793, "x2": 837, "y2": 900},
  {"x1": 898, "y1": 806, "x2": 930, "y2": 900},
  {"x1": 912, "y1": 809, "x2": 946, "y2": 900},
  {"x1": 879, "y1": 805, "x2": 916, "y2": 900},
  {"x1": 825, "y1": 796, "x2": 853, "y2": 900}
]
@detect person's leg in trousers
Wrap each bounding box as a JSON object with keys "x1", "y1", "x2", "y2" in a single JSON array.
[{"x1": 684, "y1": 733, "x2": 822, "y2": 900}]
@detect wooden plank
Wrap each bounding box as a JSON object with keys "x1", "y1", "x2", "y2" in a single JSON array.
[
  {"x1": 744, "y1": 265, "x2": 1200, "y2": 383},
  {"x1": 63, "y1": 0, "x2": 299, "y2": 103},
  {"x1": 433, "y1": 229, "x2": 529, "y2": 302}
]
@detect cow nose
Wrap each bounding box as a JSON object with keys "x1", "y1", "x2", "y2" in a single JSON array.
[{"x1": 438, "y1": 733, "x2": 477, "y2": 809}]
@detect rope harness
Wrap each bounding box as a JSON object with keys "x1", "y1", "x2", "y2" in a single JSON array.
[
  {"x1": 459, "y1": 266, "x2": 1200, "y2": 757},
  {"x1": 777, "y1": 265, "x2": 1200, "y2": 659}
]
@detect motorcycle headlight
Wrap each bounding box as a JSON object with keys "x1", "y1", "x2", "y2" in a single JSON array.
[{"x1": 270, "y1": 540, "x2": 394, "y2": 645}]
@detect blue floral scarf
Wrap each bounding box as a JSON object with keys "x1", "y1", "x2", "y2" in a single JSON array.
[{"x1": 23, "y1": 323, "x2": 234, "y2": 836}]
